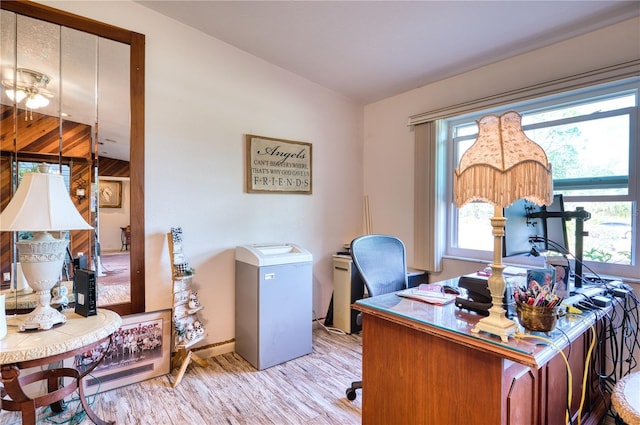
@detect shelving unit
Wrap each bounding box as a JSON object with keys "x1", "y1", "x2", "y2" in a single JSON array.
[{"x1": 168, "y1": 227, "x2": 208, "y2": 388}]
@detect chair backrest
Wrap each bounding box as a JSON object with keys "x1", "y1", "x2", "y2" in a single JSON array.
[{"x1": 350, "y1": 234, "x2": 408, "y2": 297}]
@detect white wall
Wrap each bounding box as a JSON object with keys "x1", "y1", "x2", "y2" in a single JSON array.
[
  {"x1": 363, "y1": 16, "x2": 640, "y2": 282},
  {"x1": 97, "y1": 177, "x2": 130, "y2": 252},
  {"x1": 42, "y1": 1, "x2": 364, "y2": 352}
]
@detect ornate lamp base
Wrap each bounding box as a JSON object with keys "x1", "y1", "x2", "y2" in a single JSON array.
[
  {"x1": 471, "y1": 208, "x2": 517, "y2": 343},
  {"x1": 15, "y1": 231, "x2": 69, "y2": 332},
  {"x1": 14, "y1": 297, "x2": 67, "y2": 331},
  {"x1": 471, "y1": 309, "x2": 517, "y2": 343}
]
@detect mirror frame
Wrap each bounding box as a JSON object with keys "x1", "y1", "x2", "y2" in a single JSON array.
[{"x1": 1, "y1": 1, "x2": 145, "y2": 316}]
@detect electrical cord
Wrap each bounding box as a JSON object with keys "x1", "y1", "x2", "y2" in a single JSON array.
[
  {"x1": 312, "y1": 309, "x2": 347, "y2": 335},
  {"x1": 556, "y1": 327, "x2": 572, "y2": 360},
  {"x1": 564, "y1": 315, "x2": 597, "y2": 425},
  {"x1": 531, "y1": 235, "x2": 610, "y2": 288},
  {"x1": 519, "y1": 245, "x2": 639, "y2": 424},
  {"x1": 515, "y1": 331, "x2": 573, "y2": 425},
  {"x1": 580, "y1": 325, "x2": 597, "y2": 425},
  {"x1": 575, "y1": 291, "x2": 640, "y2": 423}
]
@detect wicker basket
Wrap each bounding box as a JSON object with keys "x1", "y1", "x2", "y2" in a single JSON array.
[{"x1": 516, "y1": 302, "x2": 559, "y2": 332}]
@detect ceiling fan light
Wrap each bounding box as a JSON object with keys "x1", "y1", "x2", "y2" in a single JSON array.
[
  {"x1": 36, "y1": 94, "x2": 49, "y2": 108},
  {"x1": 26, "y1": 94, "x2": 49, "y2": 109},
  {"x1": 6, "y1": 89, "x2": 26, "y2": 103}
]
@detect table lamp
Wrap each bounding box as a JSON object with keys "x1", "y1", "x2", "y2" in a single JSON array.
[
  {"x1": 0, "y1": 164, "x2": 92, "y2": 331},
  {"x1": 453, "y1": 111, "x2": 553, "y2": 342}
]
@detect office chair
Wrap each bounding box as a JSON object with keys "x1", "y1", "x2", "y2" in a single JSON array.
[{"x1": 346, "y1": 234, "x2": 408, "y2": 401}]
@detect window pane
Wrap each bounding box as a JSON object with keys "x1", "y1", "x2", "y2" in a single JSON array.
[
  {"x1": 457, "y1": 202, "x2": 493, "y2": 251},
  {"x1": 524, "y1": 115, "x2": 629, "y2": 182},
  {"x1": 522, "y1": 93, "x2": 636, "y2": 125},
  {"x1": 454, "y1": 123, "x2": 480, "y2": 138},
  {"x1": 455, "y1": 137, "x2": 475, "y2": 164},
  {"x1": 564, "y1": 201, "x2": 632, "y2": 265}
]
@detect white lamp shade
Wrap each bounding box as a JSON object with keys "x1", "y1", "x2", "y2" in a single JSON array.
[
  {"x1": 0, "y1": 171, "x2": 93, "y2": 231},
  {"x1": 25, "y1": 93, "x2": 49, "y2": 109},
  {"x1": 6, "y1": 89, "x2": 27, "y2": 102}
]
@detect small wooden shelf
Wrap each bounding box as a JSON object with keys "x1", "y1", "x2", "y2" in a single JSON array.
[
  {"x1": 173, "y1": 305, "x2": 204, "y2": 321},
  {"x1": 168, "y1": 227, "x2": 207, "y2": 388},
  {"x1": 177, "y1": 333, "x2": 207, "y2": 350}
]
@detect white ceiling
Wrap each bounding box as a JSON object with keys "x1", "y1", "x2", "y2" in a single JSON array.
[{"x1": 136, "y1": 0, "x2": 640, "y2": 104}]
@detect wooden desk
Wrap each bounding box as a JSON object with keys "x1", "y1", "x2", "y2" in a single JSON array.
[
  {"x1": 0, "y1": 309, "x2": 121, "y2": 425},
  {"x1": 354, "y1": 281, "x2": 607, "y2": 425}
]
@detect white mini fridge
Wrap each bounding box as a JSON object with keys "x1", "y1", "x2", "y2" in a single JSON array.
[{"x1": 235, "y1": 243, "x2": 313, "y2": 370}]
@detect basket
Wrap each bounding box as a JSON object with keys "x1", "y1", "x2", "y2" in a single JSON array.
[{"x1": 516, "y1": 302, "x2": 559, "y2": 332}]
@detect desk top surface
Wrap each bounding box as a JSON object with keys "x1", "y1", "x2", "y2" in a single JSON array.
[
  {"x1": 0, "y1": 309, "x2": 121, "y2": 364},
  {"x1": 355, "y1": 277, "x2": 601, "y2": 368}
]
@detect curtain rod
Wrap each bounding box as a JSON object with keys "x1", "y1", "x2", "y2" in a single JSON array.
[{"x1": 408, "y1": 59, "x2": 640, "y2": 126}]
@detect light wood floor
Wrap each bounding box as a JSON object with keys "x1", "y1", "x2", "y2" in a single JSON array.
[{"x1": 1, "y1": 325, "x2": 363, "y2": 425}]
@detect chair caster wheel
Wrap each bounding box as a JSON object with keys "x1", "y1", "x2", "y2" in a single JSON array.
[{"x1": 346, "y1": 388, "x2": 357, "y2": 401}]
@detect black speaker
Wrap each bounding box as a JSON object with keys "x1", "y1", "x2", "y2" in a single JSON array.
[{"x1": 74, "y1": 268, "x2": 97, "y2": 317}]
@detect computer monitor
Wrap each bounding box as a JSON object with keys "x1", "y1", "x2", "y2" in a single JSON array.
[
  {"x1": 503, "y1": 194, "x2": 568, "y2": 257},
  {"x1": 503, "y1": 198, "x2": 537, "y2": 257}
]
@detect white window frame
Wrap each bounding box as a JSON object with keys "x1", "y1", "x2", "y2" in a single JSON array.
[{"x1": 442, "y1": 79, "x2": 639, "y2": 281}]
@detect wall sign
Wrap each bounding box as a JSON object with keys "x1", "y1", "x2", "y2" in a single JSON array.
[{"x1": 245, "y1": 134, "x2": 312, "y2": 194}]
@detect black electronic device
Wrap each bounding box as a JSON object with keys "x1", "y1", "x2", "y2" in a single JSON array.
[
  {"x1": 455, "y1": 274, "x2": 515, "y2": 317},
  {"x1": 592, "y1": 295, "x2": 612, "y2": 308},
  {"x1": 74, "y1": 268, "x2": 97, "y2": 317},
  {"x1": 73, "y1": 255, "x2": 88, "y2": 270}
]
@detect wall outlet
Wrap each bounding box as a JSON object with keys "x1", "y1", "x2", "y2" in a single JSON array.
[{"x1": 3, "y1": 272, "x2": 10, "y2": 282}]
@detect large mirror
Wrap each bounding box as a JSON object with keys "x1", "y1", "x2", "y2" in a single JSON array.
[{"x1": 0, "y1": 2, "x2": 144, "y2": 316}]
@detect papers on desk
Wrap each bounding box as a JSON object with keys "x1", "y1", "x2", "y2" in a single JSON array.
[{"x1": 396, "y1": 285, "x2": 456, "y2": 306}]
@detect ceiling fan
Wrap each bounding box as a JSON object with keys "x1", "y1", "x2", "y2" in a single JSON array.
[{"x1": 2, "y1": 68, "x2": 54, "y2": 119}]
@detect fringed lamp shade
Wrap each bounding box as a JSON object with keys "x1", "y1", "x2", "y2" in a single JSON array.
[
  {"x1": 453, "y1": 111, "x2": 553, "y2": 342},
  {"x1": 454, "y1": 111, "x2": 553, "y2": 209}
]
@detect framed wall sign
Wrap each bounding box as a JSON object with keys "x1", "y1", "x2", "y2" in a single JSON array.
[
  {"x1": 245, "y1": 134, "x2": 312, "y2": 194},
  {"x1": 98, "y1": 179, "x2": 122, "y2": 208}
]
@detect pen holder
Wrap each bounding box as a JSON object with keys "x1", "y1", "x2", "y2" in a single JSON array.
[{"x1": 516, "y1": 302, "x2": 559, "y2": 332}]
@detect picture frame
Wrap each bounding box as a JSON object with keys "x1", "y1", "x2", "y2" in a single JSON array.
[
  {"x1": 98, "y1": 179, "x2": 122, "y2": 208},
  {"x1": 245, "y1": 134, "x2": 312, "y2": 194},
  {"x1": 67, "y1": 309, "x2": 172, "y2": 394},
  {"x1": 526, "y1": 268, "x2": 556, "y2": 291}
]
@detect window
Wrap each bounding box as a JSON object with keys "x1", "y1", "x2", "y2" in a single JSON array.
[
  {"x1": 17, "y1": 161, "x2": 70, "y2": 186},
  {"x1": 445, "y1": 79, "x2": 638, "y2": 279},
  {"x1": 15, "y1": 161, "x2": 72, "y2": 240}
]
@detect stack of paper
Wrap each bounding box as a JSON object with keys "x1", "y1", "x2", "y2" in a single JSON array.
[{"x1": 396, "y1": 287, "x2": 456, "y2": 305}]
